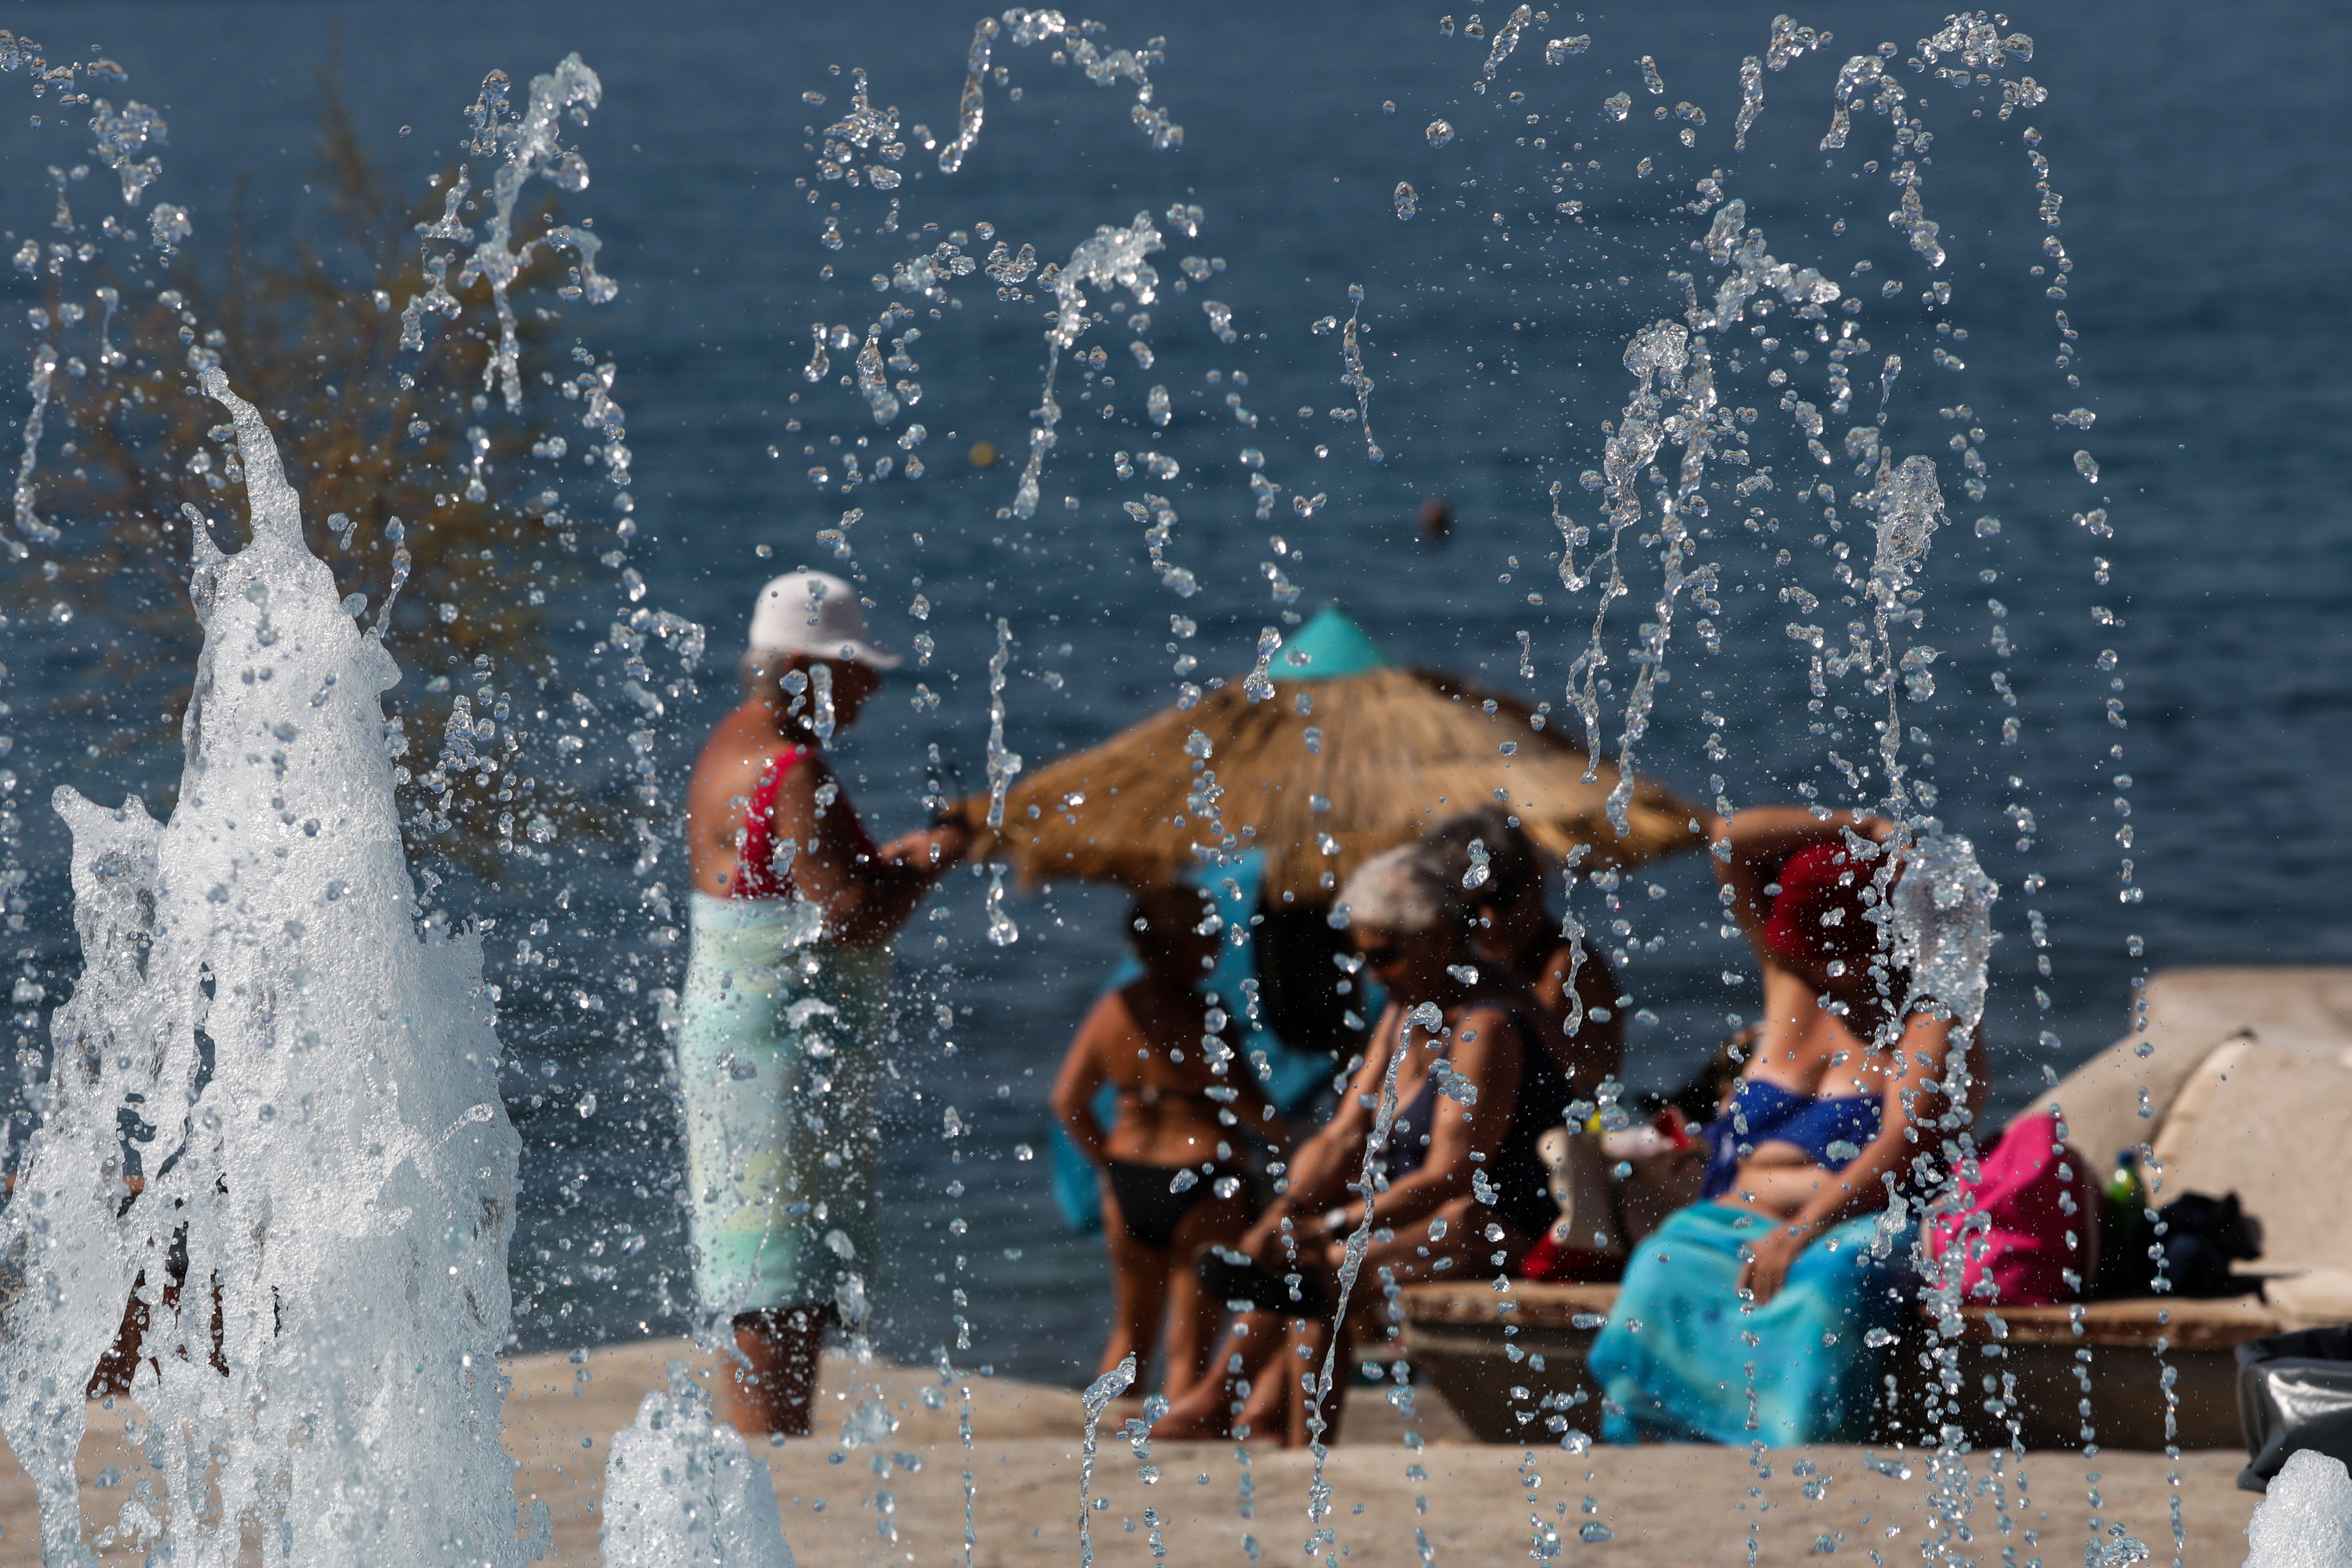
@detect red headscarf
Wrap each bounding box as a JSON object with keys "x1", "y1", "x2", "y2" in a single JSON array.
[{"x1": 1758, "y1": 844, "x2": 1875, "y2": 969}]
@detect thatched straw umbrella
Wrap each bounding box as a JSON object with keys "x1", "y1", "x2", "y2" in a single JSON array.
[{"x1": 954, "y1": 605, "x2": 1701, "y2": 904}]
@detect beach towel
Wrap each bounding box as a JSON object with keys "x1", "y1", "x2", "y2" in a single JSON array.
[
  {"x1": 676, "y1": 890, "x2": 892, "y2": 1317},
  {"x1": 1588, "y1": 1201, "x2": 1912, "y2": 1445}
]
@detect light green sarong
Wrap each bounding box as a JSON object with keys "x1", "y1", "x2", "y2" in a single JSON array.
[{"x1": 677, "y1": 890, "x2": 891, "y2": 1317}]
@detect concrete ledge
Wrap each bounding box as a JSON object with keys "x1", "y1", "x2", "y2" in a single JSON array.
[
  {"x1": 1399, "y1": 1282, "x2": 1618, "y2": 1444},
  {"x1": 1400, "y1": 1281, "x2": 2308, "y2": 1452},
  {"x1": 1956, "y1": 1297, "x2": 2288, "y2": 1349}
]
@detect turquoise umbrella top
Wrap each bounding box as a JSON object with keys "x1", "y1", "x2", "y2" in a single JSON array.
[{"x1": 1277, "y1": 602, "x2": 1392, "y2": 683}]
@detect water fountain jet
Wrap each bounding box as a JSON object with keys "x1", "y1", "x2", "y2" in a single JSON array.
[{"x1": 0, "y1": 368, "x2": 537, "y2": 1564}]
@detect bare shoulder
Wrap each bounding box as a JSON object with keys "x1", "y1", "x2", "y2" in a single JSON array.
[
  {"x1": 1450, "y1": 999, "x2": 1524, "y2": 1056},
  {"x1": 689, "y1": 707, "x2": 778, "y2": 795},
  {"x1": 1071, "y1": 987, "x2": 1150, "y2": 1084},
  {"x1": 1090, "y1": 981, "x2": 1143, "y2": 1029},
  {"x1": 1073, "y1": 985, "x2": 1142, "y2": 1052},
  {"x1": 686, "y1": 711, "x2": 774, "y2": 832}
]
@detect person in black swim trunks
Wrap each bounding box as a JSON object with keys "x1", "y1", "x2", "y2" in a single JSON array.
[
  {"x1": 1050, "y1": 884, "x2": 1292, "y2": 1398},
  {"x1": 1154, "y1": 847, "x2": 1570, "y2": 1447}
]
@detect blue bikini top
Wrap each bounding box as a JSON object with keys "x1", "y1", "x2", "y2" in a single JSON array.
[{"x1": 1700, "y1": 1077, "x2": 1883, "y2": 1200}]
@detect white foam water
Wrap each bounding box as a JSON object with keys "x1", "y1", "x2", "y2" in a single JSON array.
[
  {"x1": 0, "y1": 369, "x2": 537, "y2": 1563},
  {"x1": 600, "y1": 1362, "x2": 792, "y2": 1568},
  {"x1": 2242, "y1": 1449, "x2": 2352, "y2": 1568}
]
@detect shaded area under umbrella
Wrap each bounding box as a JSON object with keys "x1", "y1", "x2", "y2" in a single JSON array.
[{"x1": 955, "y1": 604, "x2": 1702, "y2": 905}]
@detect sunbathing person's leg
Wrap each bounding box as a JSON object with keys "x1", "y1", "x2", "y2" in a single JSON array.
[
  {"x1": 1358, "y1": 1196, "x2": 1523, "y2": 1287},
  {"x1": 1099, "y1": 1188, "x2": 1174, "y2": 1383},
  {"x1": 1161, "y1": 1190, "x2": 1256, "y2": 1399},
  {"x1": 1233, "y1": 1313, "x2": 1322, "y2": 1444},
  {"x1": 1155, "y1": 1308, "x2": 1284, "y2": 1439},
  {"x1": 1214, "y1": 1201, "x2": 1532, "y2": 1448},
  {"x1": 721, "y1": 1303, "x2": 827, "y2": 1438},
  {"x1": 1292, "y1": 1200, "x2": 1525, "y2": 1446},
  {"x1": 1284, "y1": 1312, "x2": 1345, "y2": 1448}
]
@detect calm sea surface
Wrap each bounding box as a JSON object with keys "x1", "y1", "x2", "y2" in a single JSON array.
[{"x1": 5, "y1": 0, "x2": 2348, "y2": 1382}]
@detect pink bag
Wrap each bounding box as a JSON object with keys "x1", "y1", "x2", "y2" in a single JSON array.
[{"x1": 1925, "y1": 1110, "x2": 2100, "y2": 1306}]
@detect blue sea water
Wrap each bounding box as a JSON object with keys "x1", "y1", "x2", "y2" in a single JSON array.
[{"x1": 3, "y1": 0, "x2": 2349, "y2": 1384}]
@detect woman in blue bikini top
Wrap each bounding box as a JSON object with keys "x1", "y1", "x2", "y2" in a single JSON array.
[{"x1": 1706, "y1": 808, "x2": 1989, "y2": 1305}]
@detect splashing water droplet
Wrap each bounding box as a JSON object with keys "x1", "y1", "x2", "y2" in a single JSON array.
[
  {"x1": 984, "y1": 615, "x2": 1023, "y2": 829},
  {"x1": 1479, "y1": 5, "x2": 1532, "y2": 81},
  {"x1": 1394, "y1": 182, "x2": 1419, "y2": 220},
  {"x1": 1425, "y1": 119, "x2": 1454, "y2": 148},
  {"x1": 1733, "y1": 55, "x2": 1764, "y2": 147},
  {"x1": 149, "y1": 202, "x2": 191, "y2": 252},
  {"x1": 985, "y1": 864, "x2": 1019, "y2": 947},
  {"x1": 1077, "y1": 1356, "x2": 1138, "y2": 1568},
  {"x1": 2074, "y1": 449, "x2": 2100, "y2": 482}
]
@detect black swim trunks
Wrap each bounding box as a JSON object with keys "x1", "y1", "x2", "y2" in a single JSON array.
[{"x1": 1103, "y1": 1158, "x2": 1231, "y2": 1251}]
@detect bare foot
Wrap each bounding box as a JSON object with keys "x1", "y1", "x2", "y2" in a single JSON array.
[{"x1": 1149, "y1": 1381, "x2": 1235, "y2": 1441}]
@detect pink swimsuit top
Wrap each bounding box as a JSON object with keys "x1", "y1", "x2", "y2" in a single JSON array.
[
  {"x1": 733, "y1": 748, "x2": 807, "y2": 900},
  {"x1": 732, "y1": 747, "x2": 880, "y2": 901}
]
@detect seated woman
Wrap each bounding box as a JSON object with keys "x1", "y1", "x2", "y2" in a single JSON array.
[
  {"x1": 1587, "y1": 808, "x2": 1988, "y2": 1445},
  {"x1": 1049, "y1": 885, "x2": 1291, "y2": 1398},
  {"x1": 1421, "y1": 806, "x2": 1622, "y2": 1097},
  {"x1": 1154, "y1": 847, "x2": 1569, "y2": 1446}
]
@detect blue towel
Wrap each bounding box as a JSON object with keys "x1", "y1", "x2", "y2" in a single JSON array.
[{"x1": 1587, "y1": 1202, "x2": 1912, "y2": 1446}]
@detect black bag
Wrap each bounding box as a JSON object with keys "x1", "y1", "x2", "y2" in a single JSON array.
[
  {"x1": 2160, "y1": 1191, "x2": 2264, "y2": 1297},
  {"x1": 2236, "y1": 1324, "x2": 2352, "y2": 1492},
  {"x1": 2094, "y1": 1189, "x2": 2263, "y2": 1300}
]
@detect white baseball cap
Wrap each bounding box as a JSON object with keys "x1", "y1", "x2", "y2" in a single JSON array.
[{"x1": 746, "y1": 571, "x2": 902, "y2": 670}]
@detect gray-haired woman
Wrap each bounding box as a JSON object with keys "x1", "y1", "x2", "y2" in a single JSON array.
[{"x1": 1154, "y1": 847, "x2": 1570, "y2": 1446}]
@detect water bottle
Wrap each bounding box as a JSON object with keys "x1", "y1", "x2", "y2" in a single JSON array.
[
  {"x1": 2106, "y1": 1147, "x2": 2143, "y2": 1212},
  {"x1": 2095, "y1": 1146, "x2": 2147, "y2": 1297}
]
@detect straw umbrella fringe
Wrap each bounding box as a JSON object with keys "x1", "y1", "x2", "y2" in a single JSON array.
[{"x1": 954, "y1": 665, "x2": 1700, "y2": 903}]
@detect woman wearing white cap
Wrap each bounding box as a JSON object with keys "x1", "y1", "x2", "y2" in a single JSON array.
[{"x1": 680, "y1": 569, "x2": 971, "y2": 1437}]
